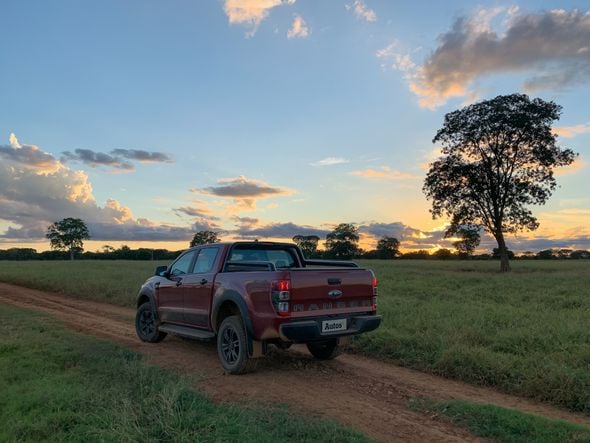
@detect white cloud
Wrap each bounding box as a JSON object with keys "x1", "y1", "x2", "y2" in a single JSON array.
[
  {"x1": 346, "y1": 0, "x2": 376, "y2": 22},
  {"x1": 197, "y1": 176, "x2": 292, "y2": 211},
  {"x1": 350, "y1": 166, "x2": 421, "y2": 180},
  {"x1": 287, "y1": 14, "x2": 309, "y2": 39},
  {"x1": 379, "y1": 8, "x2": 590, "y2": 108},
  {"x1": 223, "y1": 0, "x2": 295, "y2": 37},
  {"x1": 0, "y1": 134, "x2": 194, "y2": 242},
  {"x1": 554, "y1": 123, "x2": 590, "y2": 138},
  {"x1": 310, "y1": 157, "x2": 349, "y2": 167}
]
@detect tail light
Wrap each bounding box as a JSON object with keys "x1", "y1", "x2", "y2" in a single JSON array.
[
  {"x1": 371, "y1": 274, "x2": 378, "y2": 313},
  {"x1": 271, "y1": 279, "x2": 291, "y2": 317}
]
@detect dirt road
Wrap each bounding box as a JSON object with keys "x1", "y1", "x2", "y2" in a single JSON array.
[{"x1": 1, "y1": 282, "x2": 588, "y2": 442}]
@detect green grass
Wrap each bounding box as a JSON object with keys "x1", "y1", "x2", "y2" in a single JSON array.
[
  {"x1": 352, "y1": 260, "x2": 590, "y2": 414},
  {"x1": 0, "y1": 305, "x2": 370, "y2": 442},
  {"x1": 409, "y1": 397, "x2": 590, "y2": 442},
  {"x1": 0, "y1": 260, "x2": 163, "y2": 306},
  {"x1": 1, "y1": 259, "x2": 589, "y2": 413}
]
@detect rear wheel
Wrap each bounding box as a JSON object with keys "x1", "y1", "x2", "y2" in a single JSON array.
[
  {"x1": 307, "y1": 339, "x2": 341, "y2": 360},
  {"x1": 135, "y1": 303, "x2": 167, "y2": 343},
  {"x1": 217, "y1": 315, "x2": 255, "y2": 374}
]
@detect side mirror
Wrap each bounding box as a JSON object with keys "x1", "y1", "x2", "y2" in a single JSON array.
[{"x1": 155, "y1": 265, "x2": 168, "y2": 277}]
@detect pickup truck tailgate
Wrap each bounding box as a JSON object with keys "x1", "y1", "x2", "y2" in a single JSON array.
[{"x1": 288, "y1": 269, "x2": 375, "y2": 317}]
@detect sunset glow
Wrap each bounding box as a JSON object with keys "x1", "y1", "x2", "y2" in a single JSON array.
[{"x1": 1, "y1": 1, "x2": 589, "y2": 254}]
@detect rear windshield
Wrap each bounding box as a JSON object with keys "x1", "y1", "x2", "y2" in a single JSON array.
[{"x1": 226, "y1": 246, "x2": 299, "y2": 270}]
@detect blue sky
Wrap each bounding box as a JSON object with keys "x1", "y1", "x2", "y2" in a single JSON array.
[{"x1": 1, "y1": 0, "x2": 589, "y2": 252}]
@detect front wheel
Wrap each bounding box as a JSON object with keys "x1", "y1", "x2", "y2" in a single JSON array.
[
  {"x1": 135, "y1": 303, "x2": 167, "y2": 343},
  {"x1": 307, "y1": 339, "x2": 342, "y2": 360},
  {"x1": 217, "y1": 315, "x2": 256, "y2": 374}
]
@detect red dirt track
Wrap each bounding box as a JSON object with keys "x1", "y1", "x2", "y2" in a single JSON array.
[{"x1": 1, "y1": 282, "x2": 588, "y2": 442}]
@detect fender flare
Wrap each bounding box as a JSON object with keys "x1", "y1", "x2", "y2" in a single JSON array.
[
  {"x1": 136, "y1": 287, "x2": 160, "y2": 322},
  {"x1": 211, "y1": 290, "x2": 255, "y2": 355}
]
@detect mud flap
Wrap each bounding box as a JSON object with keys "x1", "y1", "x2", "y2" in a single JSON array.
[{"x1": 250, "y1": 340, "x2": 267, "y2": 358}]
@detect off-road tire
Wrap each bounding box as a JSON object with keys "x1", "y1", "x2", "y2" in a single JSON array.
[
  {"x1": 135, "y1": 303, "x2": 167, "y2": 343},
  {"x1": 307, "y1": 339, "x2": 342, "y2": 360},
  {"x1": 217, "y1": 315, "x2": 256, "y2": 374}
]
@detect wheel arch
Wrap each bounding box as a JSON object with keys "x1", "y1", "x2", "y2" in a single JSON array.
[
  {"x1": 211, "y1": 291, "x2": 255, "y2": 356},
  {"x1": 135, "y1": 288, "x2": 159, "y2": 322}
]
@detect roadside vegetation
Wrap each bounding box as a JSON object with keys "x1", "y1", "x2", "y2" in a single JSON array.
[
  {"x1": 409, "y1": 397, "x2": 590, "y2": 442},
  {"x1": 355, "y1": 259, "x2": 590, "y2": 414},
  {"x1": 0, "y1": 259, "x2": 589, "y2": 414},
  {"x1": 0, "y1": 306, "x2": 369, "y2": 442}
]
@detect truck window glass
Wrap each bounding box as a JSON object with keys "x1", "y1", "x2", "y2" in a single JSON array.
[
  {"x1": 228, "y1": 248, "x2": 296, "y2": 269},
  {"x1": 170, "y1": 251, "x2": 196, "y2": 276},
  {"x1": 193, "y1": 247, "x2": 219, "y2": 273}
]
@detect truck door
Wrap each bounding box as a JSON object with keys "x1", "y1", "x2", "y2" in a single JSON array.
[
  {"x1": 157, "y1": 250, "x2": 197, "y2": 324},
  {"x1": 183, "y1": 246, "x2": 220, "y2": 328}
]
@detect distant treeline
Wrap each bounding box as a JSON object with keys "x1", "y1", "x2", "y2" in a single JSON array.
[
  {"x1": 0, "y1": 245, "x2": 588, "y2": 261},
  {"x1": 0, "y1": 246, "x2": 182, "y2": 261}
]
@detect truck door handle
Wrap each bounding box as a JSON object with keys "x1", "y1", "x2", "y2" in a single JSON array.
[
  {"x1": 200, "y1": 278, "x2": 208, "y2": 285},
  {"x1": 175, "y1": 280, "x2": 183, "y2": 287}
]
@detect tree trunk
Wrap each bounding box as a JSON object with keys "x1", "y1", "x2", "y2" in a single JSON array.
[
  {"x1": 496, "y1": 233, "x2": 511, "y2": 272},
  {"x1": 69, "y1": 248, "x2": 74, "y2": 260}
]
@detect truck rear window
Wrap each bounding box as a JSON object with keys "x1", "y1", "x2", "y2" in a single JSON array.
[{"x1": 226, "y1": 247, "x2": 297, "y2": 270}]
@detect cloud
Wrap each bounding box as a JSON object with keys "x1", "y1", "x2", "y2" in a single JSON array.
[
  {"x1": 310, "y1": 157, "x2": 349, "y2": 167},
  {"x1": 61, "y1": 149, "x2": 134, "y2": 171},
  {"x1": 173, "y1": 204, "x2": 220, "y2": 220},
  {"x1": 0, "y1": 134, "x2": 195, "y2": 242},
  {"x1": 359, "y1": 222, "x2": 422, "y2": 240},
  {"x1": 223, "y1": 0, "x2": 295, "y2": 37},
  {"x1": 555, "y1": 157, "x2": 586, "y2": 176},
  {"x1": 234, "y1": 221, "x2": 329, "y2": 239},
  {"x1": 287, "y1": 14, "x2": 309, "y2": 39},
  {"x1": 110, "y1": 149, "x2": 173, "y2": 163},
  {"x1": 350, "y1": 166, "x2": 421, "y2": 180},
  {"x1": 61, "y1": 147, "x2": 172, "y2": 171},
  {"x1": 232, "y1": 216, "x2": 260, "y2": 228},
  {"x1": 198, "y1": 176, "x2": 292, "y2": 210},
  {"x1": 554, "y1": 123, "x2": 590, "y2": 138},
  {"x1": 0, "y1": 133, "x2": 61, "y2": 173},
  {"x1": 379, "y1": 8, "x2": 590, "y2": 108},
  {"x1": 346, "y1": 0, "x2": 377, "y2": 22}
]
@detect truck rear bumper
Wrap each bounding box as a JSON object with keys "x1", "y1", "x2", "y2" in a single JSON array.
[{"x1": 279, "y1": 315, "x2": 382, "y2": 343}]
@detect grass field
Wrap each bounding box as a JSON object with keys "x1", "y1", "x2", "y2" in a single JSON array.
[
  {"x1": 409, "y1": 397, "x2": 590, "y2": 442},
  {"x1": 0, "y1": 305, "x2": 369, "y2": 442},
  {"x1": 0, "y1": 259, "x2": 589, "y2": 414}
]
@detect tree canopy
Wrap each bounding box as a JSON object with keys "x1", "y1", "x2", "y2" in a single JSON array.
[
  {"x1": 190, "y1": 231, "x2": 221, "y2": 247},
  {"x1": 292, "y1": 235, "x2": 320, "y2": 258},
  {"x1": 46, "y1": 218, "x2": 90, "y2": 260},
  {"x1": 423, "y1": 94, "x2": 576, "y2": 271},
  {"x1": 376, "y1": 236, "x2": 400, "y2": 259},
  {"x1": 324, "y1": 223, "x2": 359, "y2": 259}
]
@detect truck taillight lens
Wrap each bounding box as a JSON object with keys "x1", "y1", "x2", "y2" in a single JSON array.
[
  {"x1": 271, "y1": 279, "x2": 291, "y2": 317},
  {"x1": 372, "y1": 275, "x2": 378, "y2": 312}
]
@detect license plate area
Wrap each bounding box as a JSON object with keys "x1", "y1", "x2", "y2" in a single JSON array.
[{"x1": 321, "y1": 318, "x2": 347, "y2": 334}]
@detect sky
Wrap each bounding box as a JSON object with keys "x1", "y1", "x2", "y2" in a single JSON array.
[{"x1": 1, "y1": 0, "x2": 589, "y2": 253}]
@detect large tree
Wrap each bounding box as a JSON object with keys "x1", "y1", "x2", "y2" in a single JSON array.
[
  {"x1": 46, "y1": 218, "x2": 90, "y2": 260},
  {"x1": 190, "y1": 230, "x2": 220, "y2": 247},
  {"x1": 423, "y1": 94, "x2": 576, "y2": 272},
  {"x1": 292, "y1": 235, "x2": 320, "y2": 258},
  {"x1": 325, "y1": 223, "x2": 359, "y2": 259},
  {"x1": 376, "y1": 236, "x2": 400, "y2": 259}
]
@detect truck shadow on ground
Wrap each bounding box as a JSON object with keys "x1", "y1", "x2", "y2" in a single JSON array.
[{"x1": 172, "y1": 335, "x2": 340, "y2": 374}]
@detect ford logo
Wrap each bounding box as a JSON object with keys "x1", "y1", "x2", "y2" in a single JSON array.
[{"x1": 328, "y1": 289, "x2": 343, "y2": 298}]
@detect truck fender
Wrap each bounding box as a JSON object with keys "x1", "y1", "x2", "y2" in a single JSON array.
[
  {"x1": 135, "y1": 287, "x2": 160, "y2": 322},
  {"x1": 211, "y1": 290, "x2": 256, "y2": 355}
]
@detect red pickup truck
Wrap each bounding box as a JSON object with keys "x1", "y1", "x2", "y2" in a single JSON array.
[{"x1": 135, "y1": 241, "x2": 381, "y2": 373}]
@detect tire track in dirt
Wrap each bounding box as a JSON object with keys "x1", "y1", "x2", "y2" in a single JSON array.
[{"x1": 1, "y1": 282, "x2": 588, "y2": 442}]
